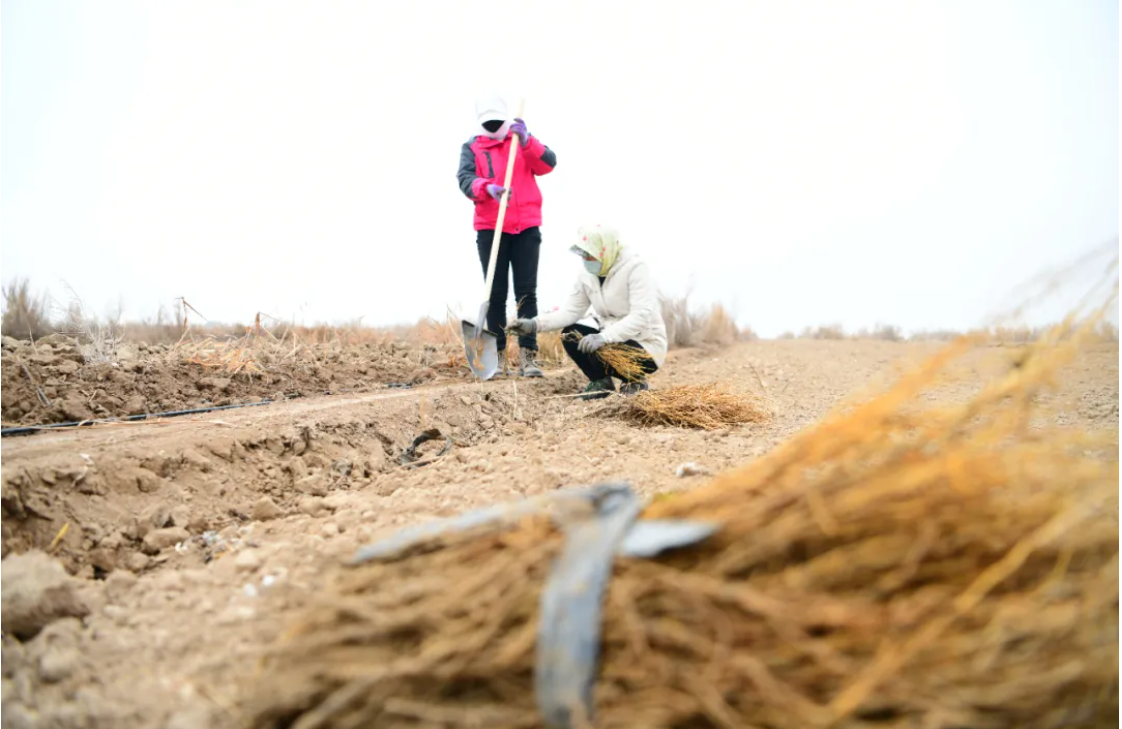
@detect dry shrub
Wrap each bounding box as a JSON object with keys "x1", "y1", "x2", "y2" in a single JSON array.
[
  {"x1": 1, "y1": 278, "x2": 54, "y2": 340},
  {"x1": 240, "y1": 293, "x2": 1121, "y2": 729},
  {"x1": 737, "y1": 324, "x2": 759, "y2": 341},
  {"x1": 608, "y1": 382, "x2": 771, "y2": 430},
  {"x1": 869, "y1": 323, "x2": 902, "y2": 341},
  {"x1": 660, "y1": 296, "x2": 745, "y2": 348},
  {"x1": 1095, "y1": 321, "x2": 1119, "y2": 342},
  {"x1": 801, "y1": 323, "x2": 847, "y2": 340},
  {"x1": 909, "y1": 328, "x2": 962, "y2": 342},
  {"x1": 57, "y1": 286, "x2": 123, "y2": 364},
  {"x1": 697, "y1": 304, "x2": 738, "y2": 346},
  {"x1": 660, "y1": 295, "x2": 698, "y2": 347}
]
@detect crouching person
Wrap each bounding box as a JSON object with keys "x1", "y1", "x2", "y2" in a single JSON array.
[{"x1": 506, "y1": 224, "x2": 668, "y2": 399}]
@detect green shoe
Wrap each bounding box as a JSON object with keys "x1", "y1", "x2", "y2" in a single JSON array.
[{"x1": 580, "y1": 377, "x2": 616, "y2": 401}]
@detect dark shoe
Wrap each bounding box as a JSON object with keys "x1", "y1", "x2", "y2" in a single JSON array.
[
  {"x1": 620, "y1": 380, "x2": 649, "y2": 396},
  {"x1": 580, "y1": 377, "x2": 616, "y2": 401},
  {"x1": 518, "y1": 348, "x2": 543, "y2": 378}
]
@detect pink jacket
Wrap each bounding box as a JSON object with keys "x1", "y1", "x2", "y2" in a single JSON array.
[{"x1": 457, "y1": 133, "x2": 557, "y2": 233}]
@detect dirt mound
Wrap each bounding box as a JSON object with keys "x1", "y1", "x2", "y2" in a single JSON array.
[
  {"x1": 1, "y1": 382, "x2": 553, "y2": 576},
  {"x1": 0, "y1": 339, "x2": 1114, "y2": 729},
  {"x1": 0, "y1": 335, "x2": 470, "y2": 426}
]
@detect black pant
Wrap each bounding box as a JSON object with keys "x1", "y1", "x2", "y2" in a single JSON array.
[
  {"x1": 562, "y1": 323, "x2": 659, "y2": 383},
  {"x1": 476, "y1": 227, "x2": 541, "y2": 351}
]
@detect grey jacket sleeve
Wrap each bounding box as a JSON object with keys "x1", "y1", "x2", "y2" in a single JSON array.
[{"x1": 457, "y1": 138, "x2": 482, "y2": 199}]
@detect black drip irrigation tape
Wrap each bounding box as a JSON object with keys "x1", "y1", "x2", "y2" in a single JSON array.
[
  {"x1": 0, "y1": 400, "x2": 277, "y2": 438},
  {"x1": 0, "y1": 382, "x2": 415, "y2": 438}
]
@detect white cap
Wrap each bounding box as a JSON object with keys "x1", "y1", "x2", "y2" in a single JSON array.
[{"x1": 475, "y1": 96, "x2": 509, "y2": 125}]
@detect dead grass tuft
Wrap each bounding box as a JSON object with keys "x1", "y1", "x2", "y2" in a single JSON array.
[
  {"x1": 1, "y1": 278, "x2": 54, "y2": 341},
  {"x1": 609, "y1": 382, "x2": 772, "y2": 430},
  {"x1": 661, "y1": 295, "x2": 747, "y2": 348},
  {"x1": 801, "y1": 323, "x2": 847, "y2": 340}
]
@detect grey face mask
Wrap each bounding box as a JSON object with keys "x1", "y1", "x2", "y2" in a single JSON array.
[{"x1": 583, "y1": 259, "x2": 603, "y2": 275}]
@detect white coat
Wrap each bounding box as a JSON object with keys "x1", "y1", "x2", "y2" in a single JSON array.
[{"x1": 535, "y1": 249, "x2": 668, "y2": 367}]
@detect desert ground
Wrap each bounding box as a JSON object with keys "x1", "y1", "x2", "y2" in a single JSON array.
[{"x1": 1, "y1": 334, "x2": 1117, "y2": 728}]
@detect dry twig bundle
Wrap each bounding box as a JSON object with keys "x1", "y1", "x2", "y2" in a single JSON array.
[
  {"x1": 606, "y1": 382, "x2": 771, "y2": 430},
  {"x1": 243, "y1": 312, "x2": 1119, "y2": 729}
]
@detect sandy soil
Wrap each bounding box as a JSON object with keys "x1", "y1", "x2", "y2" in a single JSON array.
[{"x1": 1, "y1": 339, "x2": 1117, "y2": 729}]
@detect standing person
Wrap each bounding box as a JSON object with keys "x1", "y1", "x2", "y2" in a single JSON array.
[
  {"x1": 507, "y1": 224, "x2": 668, "y2": 400},
  {"x1": 457, "y1": 96, "x2": 557, "y2": 378}
]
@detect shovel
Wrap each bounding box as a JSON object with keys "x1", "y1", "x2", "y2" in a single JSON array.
[{"x1": 463, "y1": 99, "x2": 526, "y2": 381}]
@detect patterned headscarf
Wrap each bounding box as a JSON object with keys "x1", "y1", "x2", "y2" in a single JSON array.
[{"x1": 570, "y1": 223, "x2": 623, "y2": 276}]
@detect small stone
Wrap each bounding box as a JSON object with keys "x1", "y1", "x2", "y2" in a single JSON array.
[
  {"x1": 675, "y1": 462, "x2": 711, "y2": 478},
  {"x1": 169, "y1": 505, "x2": 192, "y2": 528},
  {"x1": 123, "y1": 552, "x2": 150, "y2": 572},
  {"x1": 321, "y1": 523, "x2": 339, "y2": 538},
  {"x1": 58, "y1": 399, "x2": 94, "y2": 422},
  {"x1": 0, "y1": 551, "x2": 90, "y2": 640},
  {"x1": 88, "y1": 547, "x2": 118, "y2": 574},
  {"x1": 0, "y1": 702, "x2": 37, "y2": 729},
  {"x1": 234, "y1": 549, "x2": 262, "y2": 572},
  {"x1": 134, "y1": 468, "x2": 161, "y2": 494},
  {"x1": 322, "y1": 493, "x2": 349, "y2": 511},
  {"x1": 56, "y1": 360, "x2": 80, "y2": 375},
  {"x1": 39, "y1": 647, "x2": 80, "y2": 683},
  {"x1": 142, "y1": 527, "x2": 190, "y2": 554},
  {"x1": 408, "y1": 367, "x2": 436, "y2": 385},
  {"x1": 251, "y1": 497, "x2": 284, "y2": 521},
  {"x1": 104, "y1": 570, "x2": 138, "y2": 603},
  {"x1": 197, "y1": 377, "x2": 232, "y2": 392},
  {"x1": 298, "y1": 497, "x2": 328, "y2": 516},
  {"x1": 216, "y1": 604, "x2": 256, "y2": 625},
  {"x1": 124, "y1": 394, "x2": 147, "y2": 415},
  {"x1": 152, "y1": 571, "x2": 185, "y2": 592}
]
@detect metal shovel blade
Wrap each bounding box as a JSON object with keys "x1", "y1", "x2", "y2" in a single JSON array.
[{"x1": 462, "y1": 304, "x2": 500, "y2": 380}]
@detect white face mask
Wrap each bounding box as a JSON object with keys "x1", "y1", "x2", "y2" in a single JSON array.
[
  {"x1": 583, "y1": 258, "x2": 603, "y2": 275},
  {"x1": 480, "y1": 119, "x2": 512, "y2": 140}
]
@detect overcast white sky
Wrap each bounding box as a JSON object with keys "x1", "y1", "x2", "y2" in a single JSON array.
[{"x1": 2, "y1": 1, "x2": 1118, "y2": 336}]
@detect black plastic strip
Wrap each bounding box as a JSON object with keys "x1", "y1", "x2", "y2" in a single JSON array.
[{"x1": 0, "y1": 400, "x2": 276, "y2": 438}]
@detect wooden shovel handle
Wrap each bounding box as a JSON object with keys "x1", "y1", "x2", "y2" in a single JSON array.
[{"x1": 482, "y1": 99, "x2": 527, "y2": 301}]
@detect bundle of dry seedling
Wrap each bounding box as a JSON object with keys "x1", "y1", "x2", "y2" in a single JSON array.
[
  {"x1": 562, "y1": 331, "x2": 652, "y2": 382},
  {"x1": 603, "y1": 381, "x2": 771, "y2": 430},
  {"x1": 242, "y1": 302, "x2": 1118, "y2": 728}
]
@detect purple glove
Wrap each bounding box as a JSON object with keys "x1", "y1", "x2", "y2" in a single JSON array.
[
  {"x1": 510, "y1": 118, "x2": 530, "y2": 148},
  {"x1": 485, "y1": 183, "x2": 507, "y2": 201}
]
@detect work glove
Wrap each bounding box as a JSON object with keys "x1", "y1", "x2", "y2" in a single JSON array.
[
  {"x1": 577, "y1": 333, "x2": 607, "y2": 354},
  {"x1": 485, "y1": 183, "x2": 507, "y2": 201},
  {"x1": 506, "y1": 318, "x2": 537, "y2": 336},
  {"x1": 510, "y1": 118, "x2": 530, "y2": 148}
]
